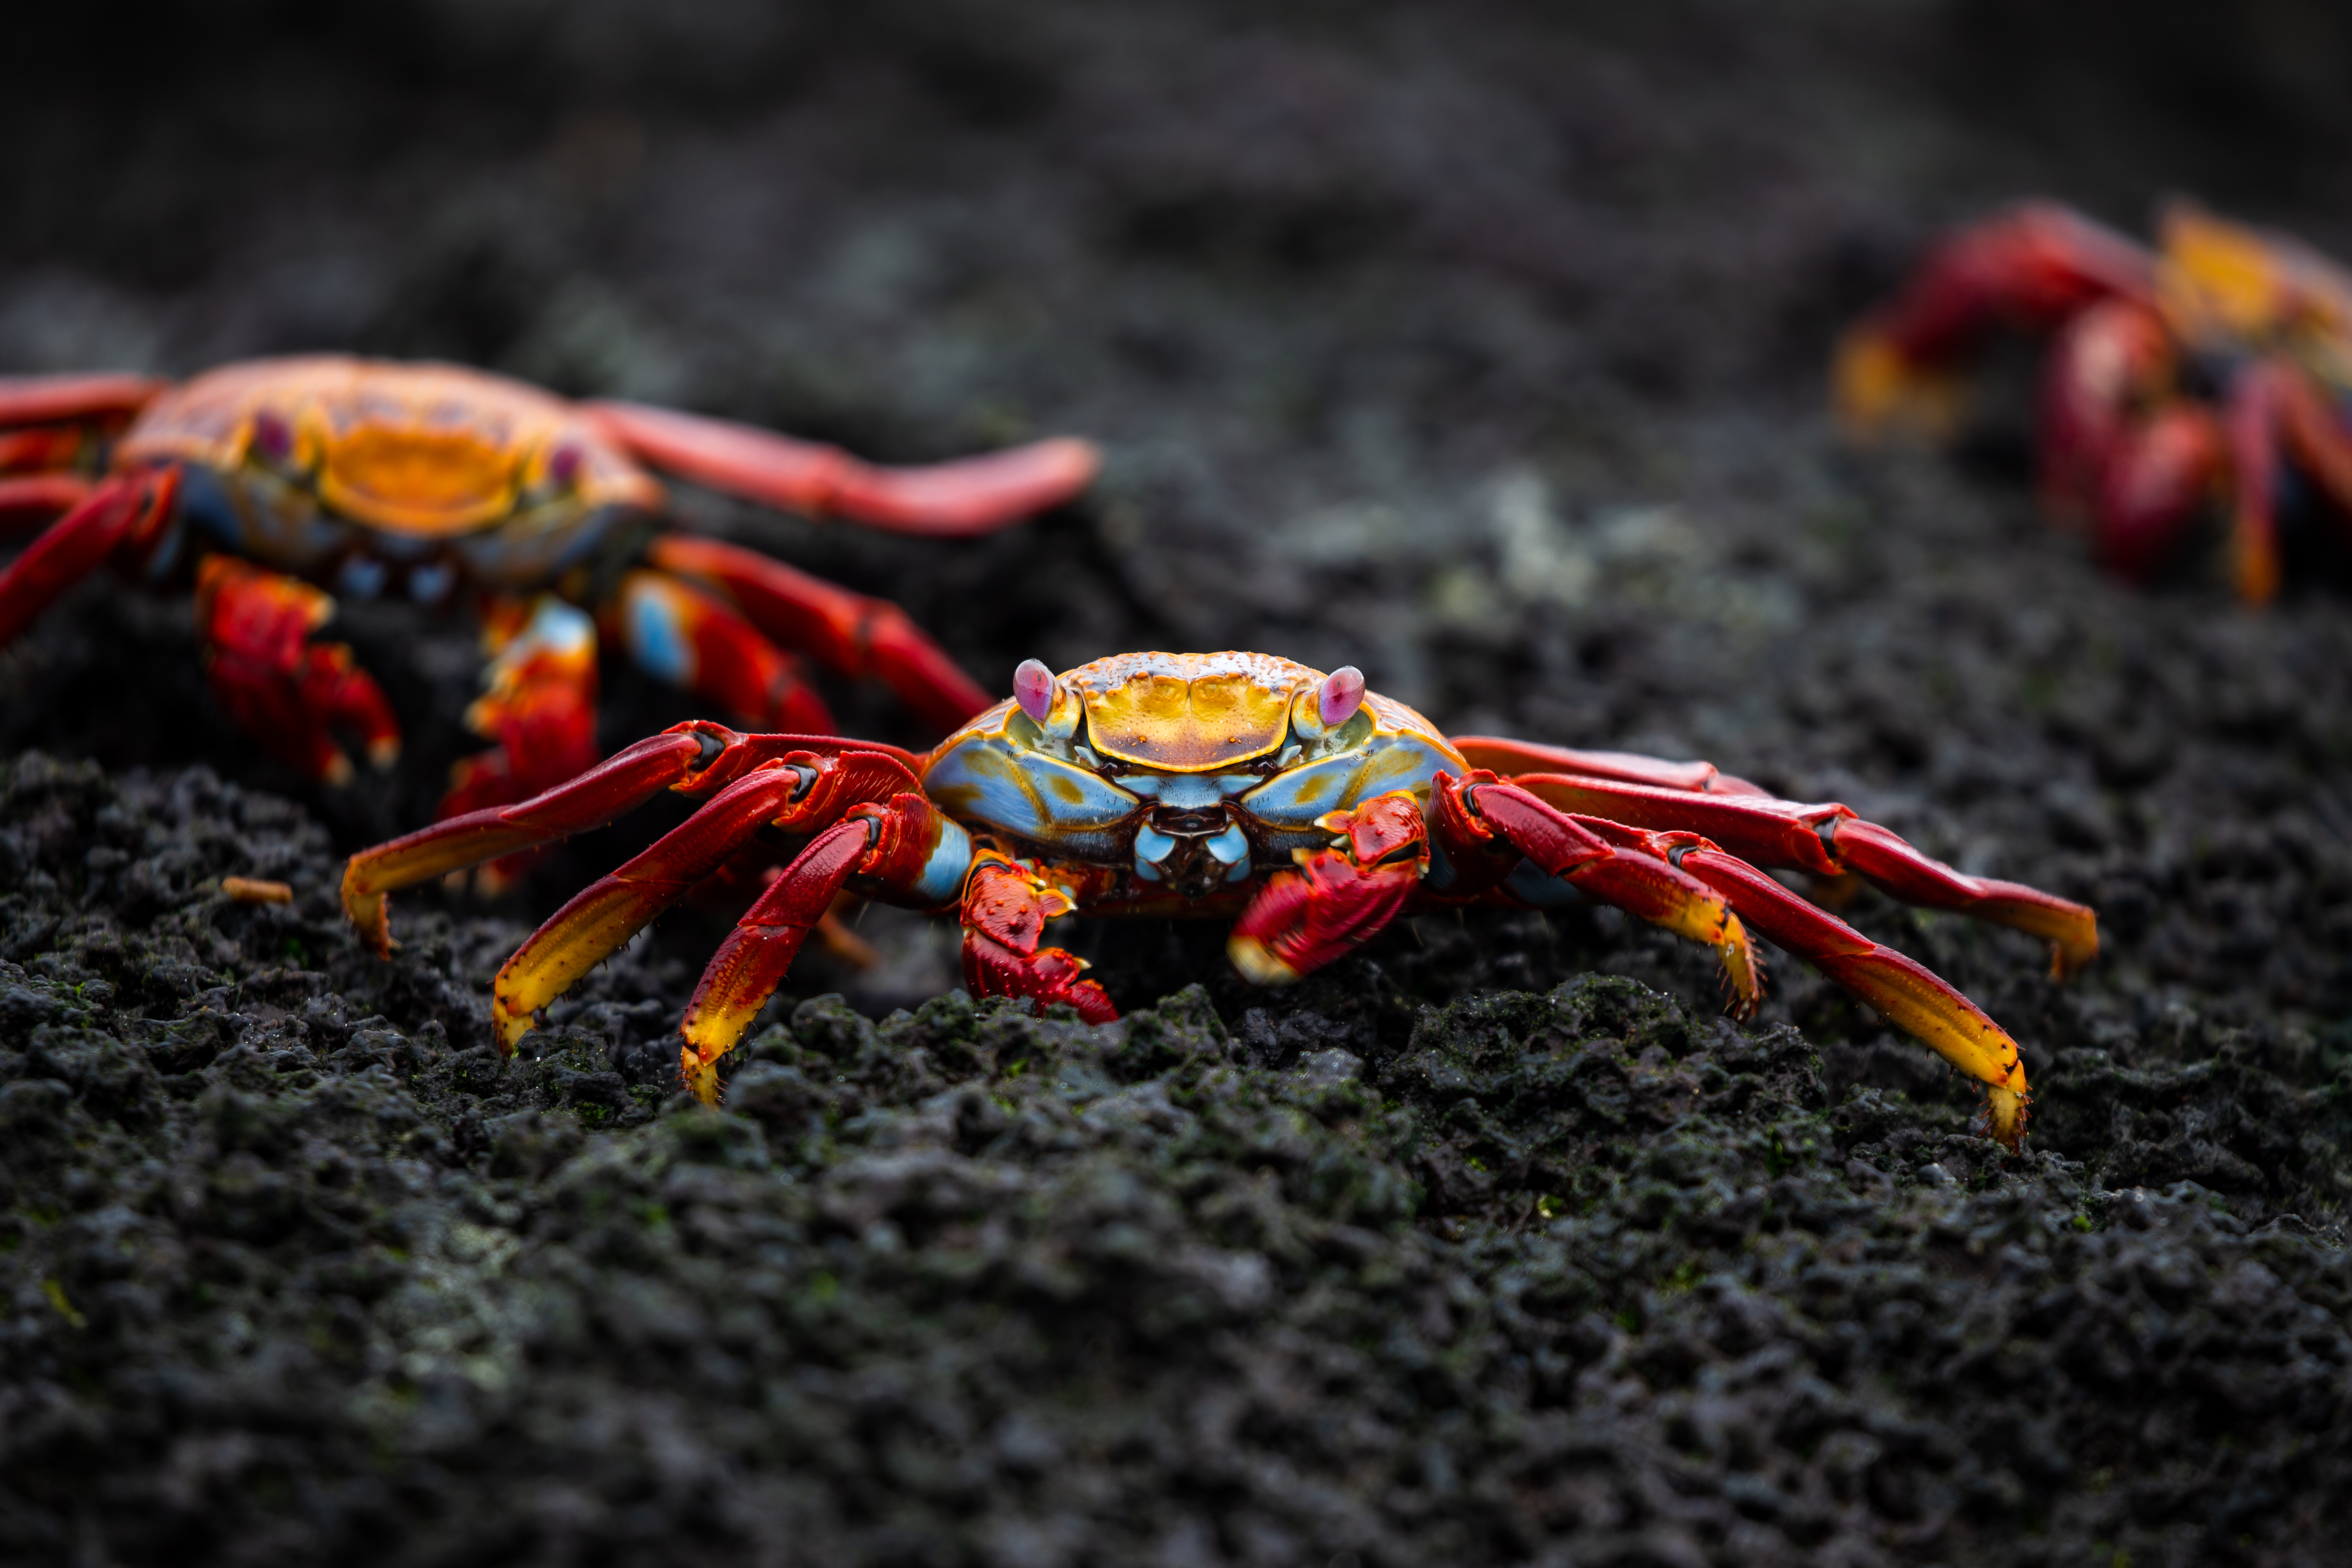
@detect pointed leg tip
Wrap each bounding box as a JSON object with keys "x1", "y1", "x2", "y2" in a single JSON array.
[
  {"x1": 1978, "y1": 1085, "x2": 2031, "y2": 1153},
  {"x1": 680, "y1": 1047, "x2": 723, "y2": 1107}
]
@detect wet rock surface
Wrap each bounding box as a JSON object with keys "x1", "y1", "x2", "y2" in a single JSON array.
[{"x1": 7, "y1": 1, "x2": 2352, "y2": 1563}]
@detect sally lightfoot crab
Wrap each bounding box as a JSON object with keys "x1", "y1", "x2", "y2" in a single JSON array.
[
  {"x1": 1839, "y1": 201, "x2": 2352, "y2": 603},
  {"x1": 0, "y1": 357, "x2": 1096, "y2": 812},
  {"x1": 342, "y1": 653, "x2": 2096, "y2": 1150}
]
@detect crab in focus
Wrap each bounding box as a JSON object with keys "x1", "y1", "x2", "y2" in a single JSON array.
[
  {"x1": 0, "y1": 357, "x2": 1096, "y2": 816},
  {"x1": 1837, "y1": 201, "x2": 2352, "y2": 603},
  {"x1": 343, "y1": 652, "x2": 2097, "y2": 1150}
]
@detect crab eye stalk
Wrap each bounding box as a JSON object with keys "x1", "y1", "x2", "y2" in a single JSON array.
[
  {"x1": 1318, "y1": 666, "x2": 1365, "y2": 728},
  {"x1": 1014, "y1": 658, "x2": 1058, "y2": 723},
  {"x1": 547, "y1": 442, "x2": 584, "y2": 489},
  {"x1": 250, "y1": 409, "x2": 295, "y2": 465}
]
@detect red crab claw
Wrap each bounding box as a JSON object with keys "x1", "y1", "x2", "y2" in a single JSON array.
[
  {"x1": 960, "y1": 856, "x2": 1118, "y2": 1024},
  {"x1": 194, "y1": 556, "x2": 402, "y2": 786},
  {"x1": 585, "y1": 399, "x2": 1100, "y2": 537},
  {"x1": 1481, "y1": 768, "x2": 2097, "y2": 980},
  {"x1": 1229, "y1": 792, "x2": 1429, "y2": 985},
  {"x1": 0, "y1": 468, "x2": 178, "y2": 648},
  {"x1": 1433, "y1": 774, "x2": 1764, "y2": 1013},
  {"x1": 1837, "y1": 202, "x2": 2155, "y2": 442}
]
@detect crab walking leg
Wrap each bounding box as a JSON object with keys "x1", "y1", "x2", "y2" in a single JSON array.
[
  {"x1": 647, "y1": 535, "x2": 992, "y2": 732},
  {"x1": 1501, "y1": 773, "x2": 2098, "y2": 978},
  {"x1": 1454, "y1": 736, "x2": 1769, "y2": 796},
  {"x1": 494, "y1": 747, "x2": 936, "y2": 1054},
  {"x1": 341, "y1": 725, "x2": 924, "y2": 952},
  {"x1": 611, "y1": 567, "x2": 836, "y2": 733},
  {"x1": 194, "y1": 556, "x2": 401, "y2": 785},
  {"x1": 0, "y1": 474, "x2": 94, "y2": 536},
  {"x1": 2221, "y1": 360, "x2": 2352, "y2": 606},
  {"x1": 0, "y1": 469, "x2": 177, "y2": 646},
  {"x1": 678, "y1": 792, "x2": 974, "y2": 1101},
  {"x1": 1663, "y1": 838, "x2": 2034, "y2": 1150},
  {"x1": 963, "y1": 858, "x2": 1118, "y2": 1021},
  {"x1": 585, "y1": 399, "x2": 1099, "y2": 537},
  {"x1": 0, "y1": 371, "x2": 167, "y2": 430},
  {"x1": 1453, "y1": 779, "x2": 1764, "y2": 1013}
]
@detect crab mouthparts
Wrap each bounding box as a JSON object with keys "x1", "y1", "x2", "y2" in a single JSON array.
[{"x1": 1134, "y1": 805, "x2": 1252, "y2": 889}]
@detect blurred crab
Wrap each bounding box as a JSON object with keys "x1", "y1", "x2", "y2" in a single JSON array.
[
  {"x1": 0, "y1": 356, "x2": 1097, "y2": 815},
  {"x1": 342, "y1": 652, "x2": 2097, "y2": 1149},
  {"x1": 1837, "y1": 200, "x2": 2352, "y2": 603}
]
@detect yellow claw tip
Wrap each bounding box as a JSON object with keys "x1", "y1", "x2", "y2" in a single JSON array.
[
  {"x1": 321, "y1": 751, "x2": 356, "y2": 788},
  {"x1": 680, "y1": 1047, "x2": 723, "y2": 1107},
  {"x1": 1978, "y1": 1084, "x2": 2032, "y2": 1153},
  {"x1": 1227, "y1": 934, "x2": 1301, "y2": 988},
  {"x1": 367, "y1": 737, "x2": 401, "y2": 770}
]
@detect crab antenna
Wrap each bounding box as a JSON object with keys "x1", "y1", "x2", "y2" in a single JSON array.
[
  {"x1": 1318, "y1": 666, "x2": 1365, "y2": 728},
  {"x1": 1014, "y1": 658, "x2": 1057, "y2": 722}
]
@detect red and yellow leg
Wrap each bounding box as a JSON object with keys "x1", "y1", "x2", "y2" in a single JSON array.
[
  {"x1": 1430, "y1": 776, "x2": 1763, "y2": 1011},
  {"x1": 1493, "y1": 770, "x2": 2097, "y2": 978},
  {"x1": 193, "y1": 555, "x2": 401, "y2": 785},
  {"x1": 0, "y1": 468, "x2": 178, "y2": 647},
  {"x1": 0, "y1": 375, "x2": 169, "y2": 537},
  {"x1": 646, "y1": 534, "x2": 993, "y2": 733},
  {"x1": 1646, "y1": 831, "x2": 2033, "y2": 1149},
  {"x1": 340, "y1": 722, "x2": 924, "y2": 953},
  {"x1": 673, "y1": 788, "x2": 969, "y2": 1100},
  {"x1": 1229, "y1": 792, "x2": 1432, "y2": 985},
  {"x1": 488, "y1": 747, "x2": 943, "y2": 1062},
  {"x1": 961, "y1": 856, "x2": 1116, "y2": 1022},
  {"x1": 583, "y1": 399, "x2": 1098, "y2": 538},
  {"x1": 609, "y1": 567, "x2": 836, "y2": 733},
  {"x1": 2217, "y1": 357, "x2": 2352, "y2": 606},
  {"x1": 1837, "y1": 202, "x2": 2155, "y2": 441}
]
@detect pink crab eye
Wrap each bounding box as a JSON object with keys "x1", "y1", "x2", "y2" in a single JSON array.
[
  {"x1": 1014, "y1": 658, "x2": 1057, "y2": 723},
  {"x1": 250, "y1": 410, "x2": 292, "y2": 462},
  {"x1": 548, "y1": 442, "x2": 583, "y2": 487},
  {"x1": 1318, "y1": 666, "x2": 1365, "y2": 728}
]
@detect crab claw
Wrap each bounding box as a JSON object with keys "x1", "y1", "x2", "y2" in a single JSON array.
[
  {"x1": 960, "y1": 857, "x2": 1116, "y2": 1022},
  {"x1": 1229, "y1": 792, "x2": 1425, "y2": 985}
]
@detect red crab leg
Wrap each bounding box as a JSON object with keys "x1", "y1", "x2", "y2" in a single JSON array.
[
  {"x1": 195, "y1": 556, "x2": 402, "y2": 786},
  {"x1": 585, "y1": 399, "x2": 1099, "y2": 536},
  {"x1": 491, "y1": 746, "x2": 937, "y2": 1057},
  {"x1": 1428, "y1": 777, "x2": 1764, "y2": 1011},
  {"x1": 1454, "y1": 736, "x2": 1769, "y2": 796},
  {"x1": 339, "y1": 722, "x2": 922, "y2": 953},
  {"x1": 1647, "y1": 831, "x2": 2032, "y2": 1151},
  {"x1": 0, "y1": 469, "x2": 178, "y2": 647},
  {"x1": 0, "y1": 474, "x2": 95, "y2": 536},
  {"x1": 961, "y1": 856, "x2": 1118, "y2": 1023},
  {"x1": 1837, "y1": 202, "x2": 2154, "y2": 439},
  {"x1": 675, "y1": 790, "x2": 973, "y2": 1102},
  {"x1": 646, "y1": 534, "x2": 993, "y2": 732},
  {"x1": 0, "y1": 372, "x2": 167, "y2": 430},
  {"x1": 2218, "y1": 359, "x2": 2352, "y2": 606},
  {"x1": 609, "y1": 566, "x2": 836, "y2": 732},
  {"x1": 1494, "y1": 770, "x2": 2097, "y2": 978}
]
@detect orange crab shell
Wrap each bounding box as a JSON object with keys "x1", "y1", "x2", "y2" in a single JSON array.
[{"x1": 115, "y1": 356, "x2": 666, "y2": 537}]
